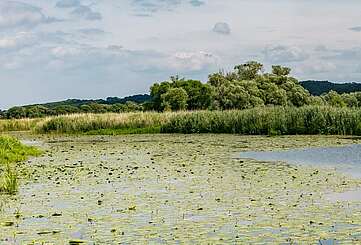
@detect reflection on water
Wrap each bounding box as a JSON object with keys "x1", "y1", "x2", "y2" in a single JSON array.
[
  {"x1": 240, "y1": 144, "x2": 361, "y2": 202},
  {"x1": 239, "y1": 144, "x2": 361, "y2": 178}
]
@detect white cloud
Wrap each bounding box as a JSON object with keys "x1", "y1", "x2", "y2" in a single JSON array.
[
  {"x1": 263, "y1": 45, "x2": 309, "y2": 63},
  {"x1": 0, "y1": 32, "x2": 37, "y2": 52},
  {"x1": 0, "y1": 1, "x2": 55, "y2": 29},
  {"x1": 71, "y1": 5, "x2": 102, "y2": 20},
  {"x1": 170, "y1": 51, "x2": 218, "y2": 71}
]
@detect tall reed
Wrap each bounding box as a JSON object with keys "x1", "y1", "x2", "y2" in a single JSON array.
[
  {"x1": 35, "y1": 112, "x2": 174, "y2": 134},
  {"x1": 161, "y1": 106, "x2": 361, "y2": 135},
  {"x1": 35, "y1": 106, "x2": 361, "y2": 136},
  {"x1": 0, "y1": 118, "x2": 41, "y2": 132}
]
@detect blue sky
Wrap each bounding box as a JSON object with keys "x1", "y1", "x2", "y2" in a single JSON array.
[{"x1": 1, "y1": 0, "x2": 361, "y2": 108}]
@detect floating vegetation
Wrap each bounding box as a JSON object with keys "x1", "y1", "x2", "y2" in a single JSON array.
[{"x1": 0, "y1": 134, "x2": 360, "y2": 243}]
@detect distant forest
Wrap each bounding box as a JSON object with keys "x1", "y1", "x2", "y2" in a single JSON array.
[
  {"x1": 300, "y1": 80, "x2": 361, "y2": 96},
  {"x1": 2, "y1": 61, "x2": 361, "y2": 119}
]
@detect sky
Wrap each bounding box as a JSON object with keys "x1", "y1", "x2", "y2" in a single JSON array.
[{"x1": 1, "y1": 0, "x2": 361, "y2": 109}]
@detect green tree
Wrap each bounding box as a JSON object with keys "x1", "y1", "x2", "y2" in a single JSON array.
[
  {"x1": 161, "y1": 88, "x2": 188, "y2": 111},
  {"x1": 341, "y1": 93, "x2": 358, "y2": 107},
  {"x1": 234, "y1": 61, "x2": 263, "y2": 80},
  {"x1": 323, "y1": 91, "x2": 346, "y2": 107},
  {"x1": 272, "y1": 65, "x2": 291, "y2": 76}
]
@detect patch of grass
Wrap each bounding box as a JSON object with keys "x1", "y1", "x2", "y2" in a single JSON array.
[
  {"x1": 0, "y1": 165, "x2": 18, "y2": 195},
  {"x1": 0, "y1": 118, "x2": 41, "y2": 132},
  {"x1": 0, "y1": 135, "x2": 42, "y2": 195}
]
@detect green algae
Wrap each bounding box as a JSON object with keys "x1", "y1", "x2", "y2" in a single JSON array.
[{"x1": 0, "y1": 134, "x2": 361, "y2": 243}]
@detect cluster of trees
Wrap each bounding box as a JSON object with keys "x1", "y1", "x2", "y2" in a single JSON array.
[
  {"x1": 149, "y1": 62, "x2": 361, "y2": 111},
  {"x1": 149, "y1": 62, "x2": 310, "y2": 111}
]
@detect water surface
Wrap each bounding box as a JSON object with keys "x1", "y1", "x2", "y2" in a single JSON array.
[{"x1": 240, "y1": 144, "x2": 361, "y2": 178}]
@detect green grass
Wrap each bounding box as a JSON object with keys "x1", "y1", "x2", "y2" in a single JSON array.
[
  {"x1": 0, "y1": 135, "x2": 42, "y2": 194},
  {"x1": 35, "y1": 106, "x2": 361, "y2": 136}
]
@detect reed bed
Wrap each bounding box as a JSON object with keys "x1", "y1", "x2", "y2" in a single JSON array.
[
  {"x1": 0, "y1": 118, "x2": 41, "y2": 132},
  {"x1": 35, "y1": 112, "x2": 175, "y2": 134},
  {"x1": 35, "y1": 106, "x2": 361, "y2": 136}
]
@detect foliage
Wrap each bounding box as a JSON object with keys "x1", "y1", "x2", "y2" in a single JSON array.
[
  {"x1": 161, "y1": 88, "x2": 188, "y2": 111},
  {"x1": 150, "y1": 77, "x2": 213, "y2": 111},
  {"x1": 322, "y1": 90, "x2": 346, "y2": 107},
  {"x1": 207, "y1": 63, "x2": 310, "y2": 110}
]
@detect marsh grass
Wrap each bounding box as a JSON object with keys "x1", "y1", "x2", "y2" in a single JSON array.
[
  {"x1": 0, "y1": 118, "x2": 41, "y2": 132},
  {"x1": 162, "y1": 106, "x2": 361, "y2": 135},
  {"x1": 0, "y1": 135, "x2": 42, "y2": 195},
  {"x1": 0, "y1": 165, "x2": 18, "y2": 194},
  {"x1": 35, "y1": 112, "x2": 173, "y2": 134},
  {"x1": 35, "y1": 106, "x2": 361, "y2": 136}
]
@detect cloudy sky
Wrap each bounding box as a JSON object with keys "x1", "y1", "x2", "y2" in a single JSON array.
[{"x1": 1, "y1": 0, "x2": 361, "y2": 108}]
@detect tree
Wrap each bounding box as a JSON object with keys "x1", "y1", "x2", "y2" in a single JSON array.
[
  {"x1": 272, "y1": 65, "x2": 291, "y2": 76},
  {"x1": 234, "y1": 61, "x2": 263, "y2": 80},
  {"x1": 150, "y1": 82, "x2": 172, "y2": 111},
  {"x1": 161, "y1": 88, "x2": 188, "y2": 111},
  {"x1": 341, "y1": 93, "x2": 358, "y2": 107},
  {"x1": 322, "y1": 91, "x2": 346, "y2": 107}
]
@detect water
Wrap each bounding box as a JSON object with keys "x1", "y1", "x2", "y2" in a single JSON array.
[
  {"x1": 239, "y1": 144, "x2": 361, "y2": 178},
  {"x1": 239, "y1": 144, "x2": 361, "y2": 202}
]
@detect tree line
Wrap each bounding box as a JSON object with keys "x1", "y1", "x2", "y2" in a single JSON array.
[
  {"x1": 2, "y1": 61, "x2": 361, "y2": 119},
  {"x1": 149, "y1": 61, "x2": 361, "y2": 111}
]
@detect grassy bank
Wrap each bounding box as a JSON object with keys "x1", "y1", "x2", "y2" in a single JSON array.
[
  {"x1": 34, "y1": 106, "x2": 361, "y2": 136},
  {"x1": 0, "y1": 136, "x2": 42, "y2": 194}
]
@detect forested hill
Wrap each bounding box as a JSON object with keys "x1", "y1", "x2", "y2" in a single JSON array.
[
  {"x1": 39, "y1": 94, "x2": 151, "y2": 109},
  {"x1": 301, "y1": 80, "x2": 361, "y2": 96},
  {"x1": 0, "y1": 94, "x2": 151, "y2": 119}
]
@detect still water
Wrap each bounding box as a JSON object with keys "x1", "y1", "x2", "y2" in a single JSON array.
[
  {"x1": 239, "y1": 144, "x2": 361, "y2": 202},
  {"x1": 240, "y1": 144, "x2": 361, "y2": 178}
]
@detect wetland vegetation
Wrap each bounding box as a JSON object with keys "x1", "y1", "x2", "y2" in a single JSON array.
[
  {"x1": 0, "y1": 136, "x2": 42, "y2": 194},
  {"x1": 1, "y1": 61, "x2": 361, "y2": 243}
]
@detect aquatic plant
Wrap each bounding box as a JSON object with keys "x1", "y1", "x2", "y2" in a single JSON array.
[{"x1": 0, "y1": 165, "x2": 18, "y2": 194}]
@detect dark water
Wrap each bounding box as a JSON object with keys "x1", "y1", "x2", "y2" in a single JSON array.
[{"x1": 239, "y1": 144, "x2": 361, "y2": 178}]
